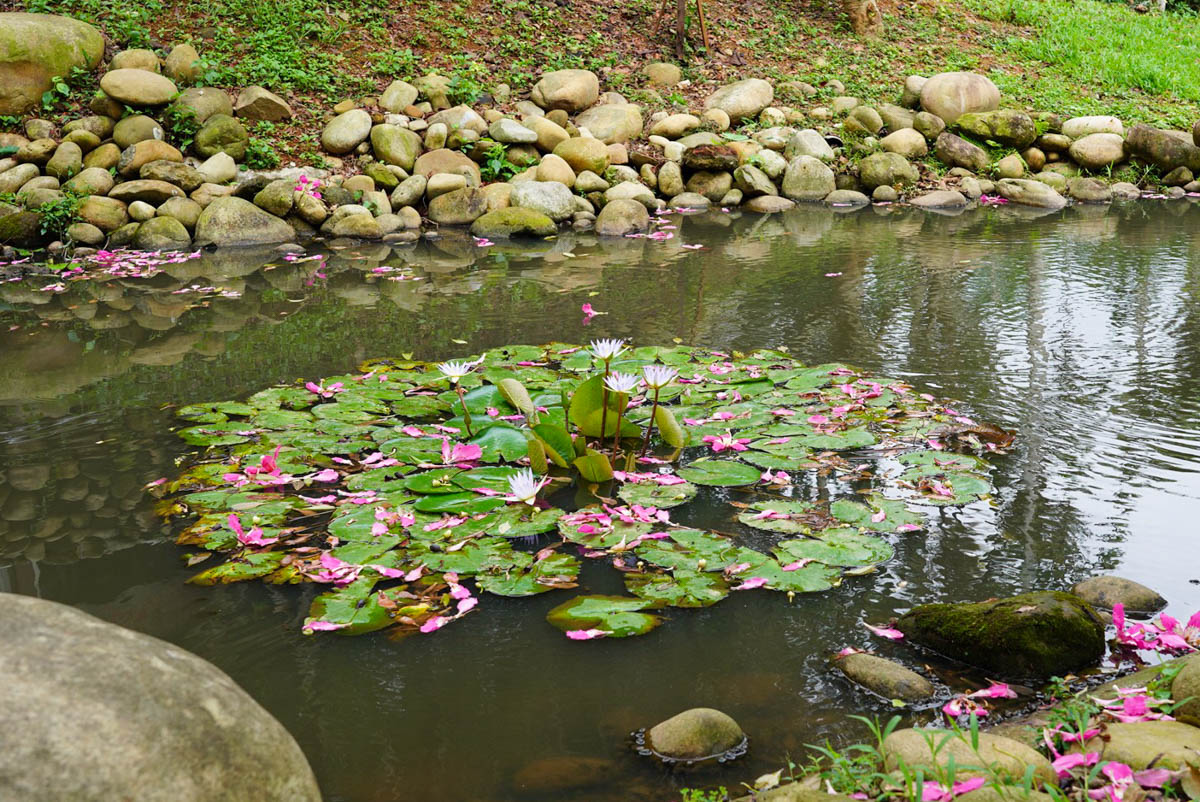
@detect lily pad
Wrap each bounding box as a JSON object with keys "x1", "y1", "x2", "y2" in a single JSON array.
[
  {"x1": 476, "y1": 552, "x2": 580, "y2": 596},
  {"x1": 546, "y1": 595, "x2": 663, "y2": 638},
  {"x1": 625, "y1": 568, "x2": 729, "y2": 607},
  {"x1": 617, "y1": 480, "x2": 698, "y2": 509},
  {"x1": 737, "y1": 500, "x2": 832, "y2": 535},
  {"x1": 678, "y1": 459, "x2": 761, "y2": 487},
  {"x1": 774, "y1": 531, "x2": 894, "y2": 567}
]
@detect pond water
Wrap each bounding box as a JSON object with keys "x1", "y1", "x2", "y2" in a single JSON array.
[{"x1": 2, "y1": 201, "x2": 1200, "y2": 801}]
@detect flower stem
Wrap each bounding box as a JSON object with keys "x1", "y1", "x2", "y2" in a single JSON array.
[
  {"x1": 611, "y1": 392, "x2": 627, "y2": 462},
  {"x1": 599, "y1": 359, "x2": 611, "y2": 443},
  {"x1": 456, "y1": 384, "x2": 473, "y2": 437},
  {"x1": 640, "y1": 387, "x2": 661, "y2": 457}
]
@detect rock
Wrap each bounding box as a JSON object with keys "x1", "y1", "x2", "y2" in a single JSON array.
[
  {"x1": 594, "y1": 198, "x2": 649, "y2": 235},
  {"x1": 197, "y1": 152, "x2": 237, "y2": 184},
  {"x1": 669, "y1": 191, "x2": 711, "y2": 209},
  {"x1": 954, "y1": 110, "x2": 1035, "y2": 149},
  {"x1": 469, "y1": 207, "x2": 557, "y2": 238},
  {"x1": 873, "y1": 185, "x2": 899, "y2": 202},
  {"x1": 1111, "y1": 181, "x2": 1141, "y2": 200},
  {"x1": 919, "y1": 72, "x2": 1001, "y2": 125},
  {"x1": 132, "y1": 215, "x2": 191, "y2": 250},
  {"x1": 910, "y1": 190, "x2": 968, "y2": 209},
  {"x1": 110, "y1": 48, "x2": 159, "y2": 72},
  {"x1": 63, "y1": 129, "x2": 101, "y2": 152},
  {"x1": 194, "y1": 114, "x2": 249, "y2": 161},
  {"x1": 157, "y1": 197, "x2": 203, "y2": 230},
  {"x1": 234, "y1": 86, "x2": 292, "y2": 121},
  {"x1": 113, "y1": 115, "x2": 164, "y2": 150},
  {"x1": 0, "y1": 593, "x2": 320, "y2": 800},
  {"x1": 531, "y1": 69, "x2": 599, "y2": 113},
  {"x1": 525, "y1": 116, "x2": 570, "y2": 152},
  {"x1": 189, "y1": 182, "x2": 235, "y2": 208},
  {"x1": 881, "y1": 128, "x2": 928, "y2": 158},
  {"x1": 99, "y1": 69, "x2": 178, "y2": 107},
  {"x1": 1065, "y1": 177, "x2": 1111, "y2": 203},
  {"x1": 901, "y1": 75, "x2": 928, "y2": 108},
  {"x1": 77, "y1": 196, "x2": 128, "y2": 231},
  {"x1": 1062, "y1": 115, "x2": 1123, "y2": 139},
  {"x1": 847, "y1": 106, "x2": 884, "y2": 135},
  {"x1": 164, "y1": 44, "x2": 201, "y2": 85},
  {"x1": 170, "y1": 87, "x2": 232, "y2": 124},
  {"x1": 0, "y1": 210, "x2": 41, "y2": 247},
  {"x1": 45, "y1": 142, "x2": 82, "y2": 180},
  {"x1": 684, "y1": 170, "x2": 731, "y2": 202},
  {"x1": 118, "y1": 140, "x2": 183, "y2": 177},
  {"x1": 509, "y1": 180, "x2": 574, "y2": 222},
  {"x1": 363, "y1": 161, "x2": 400, "y2": 190},
  {"x1": 428, "y1": 105, "x2": 487, "y2": 135},
  {"x1": 109, "y1": 180, "x2": 185, "y2": 206},
  {"x1": 831, "y1": 96, "x2": 860, "y2": 115},
  {"x1": 15, "y1": 138, "x2": 55, "y2": 165},
  {"x1": 553, "y1": 137, "x2": 609, "y2": 175},
  {"x1": 683, "y1": 144, "x2": 738, "y2": 172},
  {"x1": 253, "y1": 179, "x2": 296, "y2": 217},
  {"x1": 576, "y1": 104, "x2": 643, "y2": 144},
  {"x1": 1075, "y1": 721, "x2": 1200, "y2": 770},
  {"x1": 370, "y1": 125, "x2": 422, "y2": 170},
  {"x1": 994, "y1": 153, "x2": 1024, "y2": 179},
  {"x1": 194, "y1": 196, "x2": 295, "y2": 247},
  {"x1": 0, "y1": 164, "x2": 39, "y2": 195},
  {"x1": 743, "y1": 195, "x2": 795, "y2": 213},
  {"x1": 427, "y1": 187, "x2": 487, "y2": 225},
  {"x1": 489, "y1": 119, "x2": 537, "y2": 145},
  {"x1": 702, "y1": 108, "x2": 731, "y2": 132},
  {"x1": 996, "y1": 178, "x2": 1069, "y2": 211},
  {"x1": 536, "y1": 154, "x2": 576, "y2": 187},
  {"x1": 0, "y1": 13, "x2": 105, "y2": 116},
  {"x1": 883, "y1": 728, "x2": 1055, "y2": 786},
  {"x1": 643, "y1": 62, "x2": 681, "y2": 86},
  {"x1": 127, "y1": 200, "x2": 156, "y2": 222},
  {"x1": 1070, "y1": 576, "x2": 1165, "y2": 615},
  {"x1": 650, "y1": 114, "x2": 701, "y2": 139},
  {"x1": 1172, "y1": 658, "x2": 1200, "y2": 727},
  {"x1": 934, "y1": 132, "x2": 989, "y2": 172},
  {"x1": 321, "y1": 109, "x2": 373, "y2": 155},
  {"x1": 390, "y1": 175, "x2": 427, "y2": 208},
  {"x1": 63, "y1": 166, "x2": 114, "y2": 196},
  {"x1": 325, "y1": 210, "x2": 381, "y2": 239},
  {"x1": 734, "y1": 164, "x2": 776, "y2": 197},
  {"x1": 1125, "y1": 124, "x2": 1200, "y2": 172},
  {"x1": 379, "y1": 80, "x2": 419, "y2": 113},
  {"x1": 605, "y1": 180, "x2": 657, "y2": 208},
  {"x1": 703, "y1": 78, "x2": 774, "y2": 123},
  {"x1": 782, "y1": 155, "x2": 836, "y2": 201},
  {"x1": 1164, "y1": 166, "x2": 1194, "y2": 186},
  {"x1": 914, "y1": 111, "x2": 946, "y2": 141},
  {"x1": 1034, "y1": 171, "x2": 1068, "y2": 192},
  {"x1": 859, "y1": 152, "x2": 918, "y2": 190},
  {"x1": 1069, "y1": 133, "x2": 1125, "y2": 169},
  {"x1": 898, "y1": 591, "x2": 1104, "y2": 677},
  {"x1": 64, "y1": 115, "x2": 115, "y2": 140},
  {"x1": 837, "y1": 653, "x2": 936, "y2": 701},
  {"x1": 412, "y1": 148, "x2": 482, "y2": 183},
  {"x1": 646, "y1": 708, "x2": 744, "y2": 760},
  {"x1": 293, "y1": 193, "x2": 327, "y2": 226},
  {"x1": 657, "y1": 162, "x2": 685, "y2": 197},
  {"x1": 66, "y1": 221, "x2": 104, "y2": 245},
  {"x1": 82, "y1": 144, "x2": 119, "y2": 172}
]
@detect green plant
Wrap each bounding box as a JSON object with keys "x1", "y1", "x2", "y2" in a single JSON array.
[
  {"x1": 33, "y1": 191, "x2": 84, "y2": 239},
  {"x1": 41, "y1": 75, "x2": 71, "y2": 111},
  {"x1": 679, "y1": 787, "x2": 728, "y2": 801},
  {"x1": 477, "y1": 140, "x2": 520, "y2": 182},
  {"x1": 162, "y1": 105, "x2": 201, "y2": 152},
  {"x1": 371, "y1": 48, "x2": 419, "y2": 78},
  {"x1": 243, "y1": 138, "x2": 280, "y2": 170}
]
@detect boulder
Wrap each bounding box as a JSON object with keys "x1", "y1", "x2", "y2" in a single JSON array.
[
  {"x1": 194, "y1": 196, "x2": 295, "y2": 247},
  {"x1": 0, "y1": 593, "x2": 320, "y2": 801},
  {"x1": 15, "y1": 138, "x2": 55, "y2": 165},
  {"x1": 109, "y1": 180, "x2": 185, "y2": 205},
  {"x1": 132, "y1": 215, "x2": 191, "y2": 250},
  {"x1": 164, "y1": 44, "x2": 201, "y2": 85},
  {"x1": 782, "y1": 155, "x2": 836, "y2": 201},
  {"x1": 1172, "y1": 657, "x2": 1200, "y2": 727},
  {"x1": 646, "y1": 708, "x2": 745, "y2": 760},
  {"x1": 531, "y1": 69, "x2": 599, "y2": 113},
  {"x1": 553, "y1": 137, "x2": 609, "y2": 175},
  {"x1": 44, "y1": 142, "x2": 82, "y2": 180},
  {"x1": 469, "y1": 207, "x2": 557, "y2": 238},
  {"x1": 535, "y1": 154, "x2": 576, "y2": 187},
  {"x1": 898, "y1": 591, "x2": 1104, "y2": 677},
  {"x1": 0, "y1": 164, "x2": 40, "y2": 195},
  {"x1": 955, "y1": 110, "x2": 1036, "y2": 149},
  {"x1": 66, "y1": 221, "x2": 104, "y2": 245},
  {"x1": 509, "y1": 180, "x2": 574, "y2": 222},
  {"x1": 1070, "y1": 576, "x2": 1165, "y2": 615},
  {"x1": 879, "y1": 103, "x2": 915, "y2": 131},
  {"x1": 526, "y1": 116, "x2": 570, "y2": 152},
  {"x1": 881, "y1": 128, "x2": 928, "y2": 158},
  {"x1": 1074, "y1": 721, "x2": 1200, "y2": 770},
  {"x1": 253, "y1": 179, "x2": 296, "y2": 217},
  {"x1": 233, "y1": 86, "x2": 292, "y2": 121},
  {"x1": 883, "y1": 728, "x2": 1055, "y2": 786},
  {"x1": 118, "y1": 140, "x2": 183, "y2": 177},
  {"x1": 910, "y1": 190, "x2": 968, "y2": 209},
  {"x1": 785, "y1": 129, "x2": 835, "y2": 162},
  {"x1": 390, "y1": 175, "x2": 427, "y2": 208},
  {"x1": 1125, "y1": 124, "x2": 1200, "y2": 172},
  {"x1": 1062, "y1": 115, "x2": 1123, "y2": 139},
  {"x1": 643, "y1": 62, "x2": 681, "y2": 86},
  {"x1": 379, "y1": 80, "x2": 419, "y2": 113},
  {"x1": 427, "y1": 105, "x2": 487, "y2": 135},
  {"x1": 412, "y1": 148, "x2": 482, "y2": 183},
  {"x1": 576, "y1": 104, "x2": 643, "y2": 144},
  {"x1": 847, "y1": 106, "x2": 884, "y2": 135},
  {"x1": 157, "y1": 197, "x2": 203, "y2": 230},
  {"x1": 669, "y1": 191, "x2": 711, "y2": 209},
  {"x1": 170, "y1": 87, "x2": 232, "y2": 124},
  {"x1": 605, "y1": 180, "x2": 657, "y2": 208},
  {"x1": 650, "y1": 114, "x2": 701, "y2": 139},
  {"x1": 196, "y1": 152, "x2": 237, "y2": 184},
  {"x1": 743, "y1": 195, "x2": 795, "y2": 213},
  {"x1": 901, "y1": 75, "x2": 928, "y2": 108},
  {"x1": 193, "y1": 114, "x2": 249, "y2": 161},
  {"x1": 489, "y1": 119, "x2": 537, "y2": 145},
  {"x1": 996, "y1": 178, "x2": 1068, "y2": 211},
  {"x1": 919, "y1": 72, "x2": 1000, "y2": 125},
  {"x1": 0, "y1": 13, "x2": 105, "y2": 115},
  {"x1": 321, "y1": 109, "x2": 373, "y2": 155},
  {"x1": 836, "y1": 653, "x2": 936, "y2": 701},
  {"x1": 684, "y1": 170, "x2": 732, "y2": 202},
  {"x1": 324, "y1": 210, "x2": 381, "y2": 239},
  {"x1": 703, "y1": 78, "x2": 774, "y2": 122},
  {"x1": 914, "y1": 111, "x2": 947, "y2": 141},
  {"x1": 99, "y1": 69, "x2": 178, "y2": 107},
  {"x1": 64, "y1": 115, "x2": 115, "y2": 140},
  {"x1": 1069, "y1": 133, "x2": 1125, "y2": 169},
  {"x1": 427, "y1": 187, "x2": 488, "y2": 225},
  {"x1": 140, "y1": 160, "x2": 202, "y2": 192},
  {"x1": 683, "y1": 144, "x2": 739, "y2": 172},
  {"x1": 657, "y1": 162, "x2": 684, "y2": 197},
  {"x1": 734, "y1": 164, "x2": 777, "y2": 197},
  {"x1": 77, "y1": 196, "x2": 129, "y2": 231},
  {"x1": 370, "y1": 125, "x2": 422, "y2": 170},
  {"x1": 113, "y1": 115, "x2": 164, "y2": 149},
  {"x1": 1065, "y1": 177, "x2": 1111, "y2": 203},
  {"x1": 594, "y1": 198, "x2": 649, "y2": 235},
  {"x1": 859, "y1": 152, "x2": 918, "y2": 190},
  {"x1": 63, "y1": 166, "x2": 114, "y2": 196},
  {"x1": 0, "y1": 210, "x2": 41, "y2": 247},
  {"x1": 109, "y1": 48, "x2": 159, "y2": 72},
  {"x1": 934, "y1": 132, "x2": 989, "y2": 172},
  {"x1": 995, "y1": 153, "x2": 1025, "y2": 179}
]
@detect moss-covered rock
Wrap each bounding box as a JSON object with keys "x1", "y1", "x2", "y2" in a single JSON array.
[
  {"x1": 1074, "y1": 721, "x2": 1200, "y2": 770},
  {"x1": 193, "y1": 196, "x2": 294, "y2": 247},
  {"x1": 194, "y1": 114, "x2": 249, "y2": 161},
  {"x1": 836, "y1": 653, "x2": 936, "y2": 701},
  {"x1": 1125, "y1": 124, "x2": 1200, "y2": 173},
  {"x1": 646, "y1": 708, "x2": 745, "y2": 760},
  {"x1": 897, "y1": 591, "x2": 1105, "y2": 678},
  {"x1": 956, "y1": 110, "x2": 1037, "y2": 149},
  {"x1": 859, "y1": 152, "x2": 918, "y2": 190},
  {"x1": 0, "y1": 13, "x2": 105, "y2": 116},
  {"x1": 131, "y1": 216, "x2": 191, "y2": 251},
  {"x1": 427, "y1": 187, "x2": 488, "y2": 225},
  {"x1": 1172, "y1": 657, "x2": 1200, "y2": 728},
  {"x1": 882, "y1": 728, "x2": 1056, "y2": 786},
  {"x1": 0, "y1": 210, "x2": 42, "y2": 247},
  {"x1": 469, "y1": 207, "x2": 557, "y2": 238}
]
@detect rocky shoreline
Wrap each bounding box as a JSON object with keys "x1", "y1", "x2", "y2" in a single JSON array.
[{"x1": 4, "y1": 11, "x2": 1200, "y2": 257}]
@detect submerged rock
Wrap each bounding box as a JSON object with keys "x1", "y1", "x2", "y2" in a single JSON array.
[
  {"x1": 646, "y1": 707, "x2": 745, "y2": 760},
  {"x1": 0, "y1": 593, "x2": 320, "y2": 801},
  {"x1": 836, "y1": 653, "x2": 936, "y2": 701},
  {"x1": 1070, "y1": 576, "x2": 1165, "y2": 616},
  {"x1": 1074, "y1": 721, "x2": 1200, "y2": 770},
  {"x1": 882, "y1": 728, "x2": 1056, "y2": 786},
  {"x1": 897, "y1": 591, "x2": 1105, "y2": 678}
]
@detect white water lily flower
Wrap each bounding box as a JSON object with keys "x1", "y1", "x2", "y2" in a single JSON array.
[
  {"x1": 603, "y1": 371, "x2": 642, "y2": 395},
  {"x1": 436, "y1": 359, "x2": 478, "y2": 384},
  {"x1": 589, "y1": 338, "x2": 627, "y2": 361},
  {"x1": 642, "y1": 364, "x2": 678, "y2": 389},
  {"x1": 506, "y1": 468, "x2": 549, "y2": 506}
]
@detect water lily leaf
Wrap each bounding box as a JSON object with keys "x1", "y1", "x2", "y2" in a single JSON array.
[
  {"x1": 409, "y1": 536, "x2": 520, "y2": 575},
  {"x1": 900, "y1": 467, "x2": 991, "y2": 505},
  {"x1": 737, "y1": 500, "x2": 830, "y2": 535},
  {"x1": 483, "y1": 505, "x2": 564, "y2": 538},
  {"x1": 617, "y1": 480, "x2": 697, "y2": 509},
  {"x1": 187, "y1": 551, "x2": 284, "y2": 585},
  {"x1": 496, "y1": 378, "x2": 535, "y2": 417},
  {"x1": 469, "y1": 424, "x2": 529, "y2": 462},
  {"x1": 636, "y1": 528, "x2": 764, "y2": 572},
  {"x1": 389, "y1": 395, "x2": 451, "y2": 418},
  {"x1": 252, "y1": 409, "x2": 315, "y2": 429},
  {"x1": 678, "y1": 459, "x2": 760, "y2": 487},
  {"x1": 740, "y1": 559, "x2": 840, "y2": 592},
  {"x1": 452, "y1": 466, "x2": 521, "y2": 493},
  {"x1": 177, "y1": 401, "x2": 255, "y2": 423},
  {"x1": 625, "y1": 568, "x2": 729, "y2": 607},
  {"x1": 177, "y1": 424, "x2": 253, "y2": 446},
  {"x1": 797, "y1": 427, "x2": 877, "y2": 450},
  {"x1": 573, "y1": 451, "x2": 613, "y2": 483},
  {"x1": 412, "y1": 492, "x2": 507, "y2": 514},
  {"x1": 831, "y1": 496, "x2": 924, "y2": 532},
  {"x1": 774, "y1": 531, "x2": 894, "y2": 567},
  {"x1": 546, "y1": 595, "x2": 662, "y2": 638},
  {"x1": 897, "y1": 450, "x2": 990, "y2": 473},
  {"x1": 404, "y1": 469, "x2": 464, "y2": 494},
  {"x1": 654, "y1": 405, "x2": 686, "y2": 448},
  {"x1": 247, "y1": 386, "x2": 316, "y2": 410},
  {"x1": 305, "y1": 576, "x2": 395, "y2": 635},
  {"x1": 739, "y1": 450, "x2": 817, "y2": 470},
  {"x1": 531, "y1": 422, "x2": 573, "y2": 467},
  {"x1": 459, "y1": 384, "x2": 515, "y2": 416},
  {"x1": 559, "y1": 517, "x2": 651, "y2": 549},
  {"x1": 477, "y1": 552, "x2": 580, "y2": 596},
  {"x1": 568, "y1": 374, "x2": 627, "y2": 437}
]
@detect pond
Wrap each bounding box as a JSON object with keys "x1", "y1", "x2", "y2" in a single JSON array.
[{"x1": 2, "y1": 202, "x2": 1199, "y2": 801}]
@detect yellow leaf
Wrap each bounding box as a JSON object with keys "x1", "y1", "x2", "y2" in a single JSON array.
[{"x1": 451, "y1": 338, "x2": 468, "y2": 344}]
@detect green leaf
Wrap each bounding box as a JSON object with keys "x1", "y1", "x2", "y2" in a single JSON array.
[
  {"x1": 774, "y1": 531, "x2": 894, "y2": 567},
  {"x1": 453, "y1": 466, "x2": 521, "y2": 492},
  {"x1": 568, "y1": 374, "x2": 624, "y2": 437},
  {"x1": 404, "y1": 468, "x2": 464, "y2": 494},
  {"x1": 546, "y1": 595, "x2": 662, "y2": 638},
  {"x1": 305, "y1": 576, "x2": 398, "y2": 635},
  {"x1": 625, "y1": 568, "x2": 729, "y2": 607},
  {"x1": 617, "y1": 480, "x2": 697, "y2": 509},
  {"x1": 187, "y1": 551, "x2": 284, "y2": 585},
  {"x1": 496, "y1": 378, "x2": 535, "y2": 417},
  {"x1": 737, "y1": 500, "x2": 829, "y2": 535},
  {"x1": 469, "y1": 424, "x2": 529, "y2": 462},
  {"x1": 678, "y1": 459, "x2": 760, "y2": 487},
  {"x1": 531, "y1": 422, "x2": 574, "y2": 467},
  {"x1": 831, "y1": 496, "x2": 924, "y2": 532},
  {"x1": 484, "y1": 505, "x2": 564, "y2": 538},
  {"x1": 412, "y1": 492, "x2": 507, "y2": 514},
  {"x1": 476, "y1": 552, "x2": 580, "y2": 596},
  {"x1": 654, "y1": 404, "x2": 686, "y2": 448},
  {"x1": 177, "y1": 424, "x2": 253, "y2": 446},
  {"x1": 737, "y1": 559, "x2": 840, "y2": 592},
  {"x1": 573, "y1": 451, "x2": 613, "y2": 483}
]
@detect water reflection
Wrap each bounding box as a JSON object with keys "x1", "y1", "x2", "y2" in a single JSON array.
[{"x1": 2, "y1": 202, "x2": 1200, "y2": 800}]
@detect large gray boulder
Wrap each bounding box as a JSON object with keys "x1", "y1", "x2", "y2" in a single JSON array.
[
  {"x1": 0, "y1": 593, "x2": 320, "y2": 801},
  {"x1": 321, "y1": 109, "x2": 372, "y2": 155},
  {"x1": 858, "y1": 152, "x2": 918, "y2": 190},
  {"x1": 703, "y1": 78, "x2": 774, "y2": 123},
  {"x1": 1125, "y1": 124, "x2": 1200, "y2": 172},
  {"x1": 883, "y1": 728, "x2": 1055, "y2": 786},
  {"x1": 509, "y1": 180, "x2": 574, "y2": 221},
  {"x1": 0, "y1": 13, "x2": 105, "y2": 115},
  {"x1": 934, "y1": 131, "x2": 989, "y2": 172},
  {"x1": 531, "y1": 69, "x2": 599, "y2": 113},
  {"x1": 575, "y1": 103, "x2": 643, "y2": 144},
  {"x1": 955, "y1": 110, "x2": 1036, "y2": 148},
  {"x1": 194, "y1": 196, "x2": 295, "y2": 247},
  {"x1": 594, "y1": 198, "x2": 649, "y2": 236},
  {"x1": 1069, "y1": 133, "x2": 1125, "y2": 169},
  {"x1": 781, "y1": 155, "x2": 835, "y2": 201},
  {"x1": 646, "y1": 708, "x2": 745, "y2": 760},
  {"x1": 996, "y1": 178, "x2": 1068, "y2": 211},
  {"x1": 1070, "y1": 576, "x2": 1165, "y2": 616},
  {"x1": 919, "y1": 71, "x2": 1000, "y2": 125},
  {"x1": 370, "y1": 124, "x2": 422, "y2": 170},
  {"x1": 99, "y1": 69, "x2": 179, "y2": 107},
  {"x1": 470, "y1": 207, "x2": 557, "y2": 238}
]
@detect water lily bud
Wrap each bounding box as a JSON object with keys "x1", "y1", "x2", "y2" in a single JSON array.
[
  {"x1": 252, "y1": 515, "x2": 261, "y2": 524},
  {"x1": 697, "y1": 558, "x2": 707, "y2": 570},
  {"x1": 787, "y1": 591, "x2": 795, "y2": 602}
]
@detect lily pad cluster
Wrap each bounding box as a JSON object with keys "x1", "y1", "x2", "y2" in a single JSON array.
[{"x1": 157, "y1": 343, "x2": 1012, "y2": 641}]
